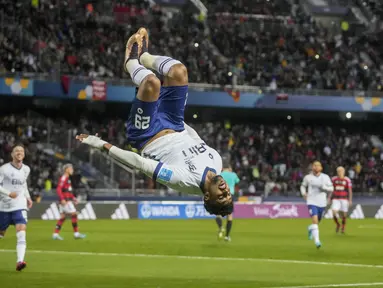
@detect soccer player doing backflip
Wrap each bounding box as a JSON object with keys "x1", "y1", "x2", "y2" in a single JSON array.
[
  {"x1": 76, "y1": 28, "x2": 233, "y2": 216},
  {"x1": 0, "y1": 144, "x2": 33, "y2": 271},
  {"x1": 301, "y1": 161, "x2": 333, "y2": 249}
]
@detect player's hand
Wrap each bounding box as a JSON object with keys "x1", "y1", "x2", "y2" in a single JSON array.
[
  {"x1": 8, "y1": 192, "x2": 18, "y2": 199},
  {"x1": 327, "y1": 198, "x2": 332, "y2": 205},
  {"x1": 27, "y1": 198, "x2": 33, "y2": 209},
  {"x1": 76, "y1": 134, "x2": 107, "y2": 149},
  {"x1": 303, "y1": 194, "x2": 307, "y2": 201},
  {"x1": 73, "y1": 198, "x2": 78, "y2": 205},
  {"x1": 321, "y1": 185, "x2": 327, "y2": 192},
  {"x1": 61, "y1": 200, "x2": 67, "y2": 205}
]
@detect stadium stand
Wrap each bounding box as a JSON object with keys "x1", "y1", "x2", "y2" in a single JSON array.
[
  {"x1": 203, "y1": 0, "x2": 291, "y2": 15},
  {"x1": 1, "y1": 0, "x2": 382, "y2": 90},
  {"x1": 1, "y1": 112, "x2": 383, "y2": 198}
]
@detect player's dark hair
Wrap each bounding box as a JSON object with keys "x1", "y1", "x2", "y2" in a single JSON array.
[
  {"x1": 204, "y1": 199, "x2": 233, "y2": 217},
  {"x1": 11, "y1": 143, "x2": 25, "y2": 152},
  {"x1": 222, "y1": 159, "x2": 231, "y2": 169}
]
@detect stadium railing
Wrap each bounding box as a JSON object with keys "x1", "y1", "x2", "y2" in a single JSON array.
[
  {"x1": 38, "y1": 188, "x2": 383, "y2": 200},
  {"x1": 3, "y1": 72, "x2": 383, "y2": 97},
  {"x1": 88, "y1": 148, "x2": 137, "y2": 191}
]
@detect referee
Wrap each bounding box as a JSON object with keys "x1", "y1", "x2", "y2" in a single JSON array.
[{"x1": 216, "y1": 162, "x2": 240, "y2": 241}]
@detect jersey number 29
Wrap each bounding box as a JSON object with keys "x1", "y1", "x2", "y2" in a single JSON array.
[{"x1": 135, "y1": 114, "x2": 150, "y2": 130}]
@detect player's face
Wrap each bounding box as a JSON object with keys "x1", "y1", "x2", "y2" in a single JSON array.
[
  {"x1": 12, "y1": 146, "x2": 25, "y2": 162},
  {"x1": 337, "y1": 167, "x2": 345, "y2": 178},
  {"x1": 208, "y1": 175, "x2": 232, "y2": 206},
  {"x1": 66, "y1": 166, "x2": 74, "y2": 175},
  {"x1": 312, "y1": 162, "x2": 322, "y2": 174}
]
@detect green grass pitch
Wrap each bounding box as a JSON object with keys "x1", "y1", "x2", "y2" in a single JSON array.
[{"x1": 0, "y1": 219, "x2": 383, "y2": 288}]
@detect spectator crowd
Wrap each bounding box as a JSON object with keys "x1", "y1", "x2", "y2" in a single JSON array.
[
  {"x1": 0, "y1": 114, "x2": 62, "y2": 200},
  {"x1": 1, "y1": 0, "x2": 383, "y2": 91},
  {"x1": 190, "y1": 121, "x2": 383, "y2": 197},
  {"x1": 0, "y1": 114, "x2": 90, "y2": 200},
  {"x1": 1, "y1": 111, "x2": 383, "y2": 198}
]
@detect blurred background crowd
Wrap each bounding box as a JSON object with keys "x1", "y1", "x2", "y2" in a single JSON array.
[
  {"x1": 1, "y1": 0, "x2": 383, "y2": 90},
  {"x1": 2, "y1": 112, "x2": 383, "y2": 199}
]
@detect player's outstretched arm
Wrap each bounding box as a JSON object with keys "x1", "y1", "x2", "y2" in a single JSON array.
[{"x1": 76, "y1": 134, "x2": 159, "y2": 178}]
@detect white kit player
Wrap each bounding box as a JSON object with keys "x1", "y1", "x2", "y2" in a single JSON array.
[
  {"x1": 75, "y1": 28, "x2": 233, "y2": 216},
  {"x1": 0, "y1": 144, "x2": 33, "y2": 271},
  {"x1": 300, "y1": 161, "x2": 333, "y2": 249}
]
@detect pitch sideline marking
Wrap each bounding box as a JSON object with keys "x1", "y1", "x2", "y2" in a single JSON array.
[
  {"x1": 265, "y1": 283, "x2": 383, "y2": 288},
  {"x1": 0, "y1": 249, "x2": 383, "y2": 270},
  {"x1": 357, "y1": 225, "x2": 383, "y2": 230}
]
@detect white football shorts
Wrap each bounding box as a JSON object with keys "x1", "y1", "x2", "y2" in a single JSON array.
[
  {"x1": 59, "y1": 201, "x2": 77, "y2": 214},
  {"x1": 331, "y1": 199, "x2": 349, "y2": 213}
]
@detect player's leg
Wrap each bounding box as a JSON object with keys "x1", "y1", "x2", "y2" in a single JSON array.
[
  {"x1": 333, "y1": 212, "x2": 341, "y2": 233},
  {"x1": 125, "y1": 32, "x2": 163, "y2": 149},
  {"x1": 224, "y1": 214, "x2": 233, "y2": 242},
  {"x1": 307, "y1": 205, "x2": 321, "y2": 248},
  {"x1": 331, "y1": 200, "x2": 341, "y2": 233},
  {"x1": 53, "y1": 208, "x2": 66, "y2": 240},
  {"x1": 124, "y1": 33, "x2": 160, "y2": 103},
  {"x1": 138, "y1": 28, "x2": 188, "y2": 131},
  {"x1": 340, "y1": 200, "x2": 349, "y2": 233},
  {"x1": 139, "y1": 28, "x2": 188, "y2": 87},
  {"x1": 64, "y1": 201, "x2": 85, "y2": 239},
  {"x1": 216, "y1": 216, "x2": 224, "y2": 239},
  {"x1": 340, "y1": 211, "x2": 347, "y2": 233},
  {"x1": 0, "y1": 211, "x2": 10, "y2": 239},
  {"x1": 13, "y1": 210, "x2": 28, "y2": 271},
  {"x1": 71, "y1": 211, "x2": 85, "y2": 239}
]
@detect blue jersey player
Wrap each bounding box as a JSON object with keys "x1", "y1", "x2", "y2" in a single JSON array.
[
  {"x1": 76, "y1": 28, "x2": 233, "y2": 216},
  {"x1": 300, "y1": 161, "x2": 333, "y2": 248}
]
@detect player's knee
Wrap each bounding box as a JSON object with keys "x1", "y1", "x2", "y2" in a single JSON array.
[
  {"x1": 139, "y1": 74, "x2": 161, "y2": 102},
  {"x1": 144, "y1": 74, "x2": 161, "y2": 91},
  {"x1": 168, "y1": 63, "x2": 188, "y2": 84},
  {"x1": 16, "y1": 224, "x2": 26, "y2": 232},
  {"x1": 311, "y1": 215, "x2": 319, "y2": 223}
]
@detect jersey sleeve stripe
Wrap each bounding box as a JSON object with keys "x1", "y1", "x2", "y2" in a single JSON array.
[{"x1": 152, "y1": 162, "x2": 164, "y2": 181}]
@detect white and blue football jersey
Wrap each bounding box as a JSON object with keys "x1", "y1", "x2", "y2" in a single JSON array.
[
  {"x1": 0, "y1": 163, "x2": 30, "y2": 212},
  {"x1": 301, "y1": 172, "x2": 333, "y2": 207}
]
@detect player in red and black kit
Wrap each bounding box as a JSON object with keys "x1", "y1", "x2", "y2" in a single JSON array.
[
  {"x1": 329, "y1": 166, "x2": 353, "y2": 234},
  {"x1": 52, "y1": 164, "x2": 86, "y2": 240}
]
